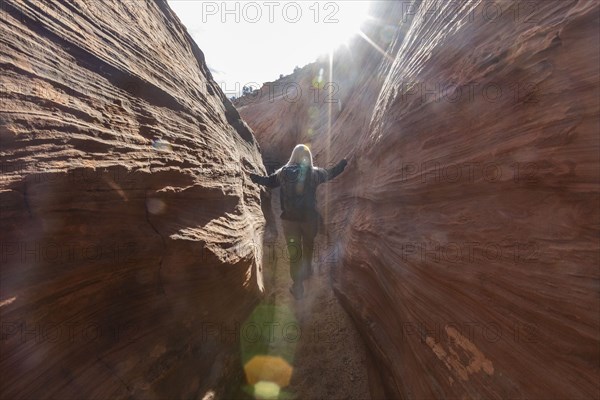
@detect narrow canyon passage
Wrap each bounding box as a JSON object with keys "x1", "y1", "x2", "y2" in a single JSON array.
[
  {"x1": 1, "y1": 1, "x2": 598, "y2": 399},
  {"x1": 242, "y1": 191, "x2": 372, "y2": 399}
]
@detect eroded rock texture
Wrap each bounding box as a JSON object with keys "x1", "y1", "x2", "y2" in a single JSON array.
[
  {"x1": 237, "y1": 1, "x2": 600, "y2": 399},
  {"x1": 1, "y1": 1, "x2": 265, "y2": 398}
]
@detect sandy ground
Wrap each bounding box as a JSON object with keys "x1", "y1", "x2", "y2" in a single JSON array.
[{"x1": 246, "y1": 191, "x2": 372, "y2": 400}]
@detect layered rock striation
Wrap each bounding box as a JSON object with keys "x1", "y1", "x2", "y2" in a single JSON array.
[
  {"x1": 237, "y1": 1, "x2": 600, "y2": 398},
  {"x1": 1, "y1": 1, "x2": 265, "y2": 398}
]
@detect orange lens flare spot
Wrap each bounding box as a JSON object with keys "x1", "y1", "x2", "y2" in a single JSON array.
[{"x1": 244, "y1": 355, "x2": 293, "y2": 388}]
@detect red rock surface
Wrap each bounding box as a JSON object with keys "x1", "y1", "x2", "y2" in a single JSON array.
[
  {"x1": 237, "y1": 1, "x2": 600, "y2": 398},
  {"x1": 1, "y1": 1, "x2": 266, "y2": 398}
]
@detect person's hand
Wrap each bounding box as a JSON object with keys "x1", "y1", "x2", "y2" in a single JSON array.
[
  {"x1": 248, "y1": 172, "x2": 261, "y2": 184},
  {"x1": 241, "y1": 165, "x2": 257, "y2": 179}
]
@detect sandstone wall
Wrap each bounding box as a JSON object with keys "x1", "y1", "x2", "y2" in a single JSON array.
[{"x1": 1, "y1": 1, "x2": 265, "y2": 398}]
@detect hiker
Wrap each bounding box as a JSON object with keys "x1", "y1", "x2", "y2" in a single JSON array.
[{"x1": 248, "y1": 144, "x2": 348, "y2": 300}]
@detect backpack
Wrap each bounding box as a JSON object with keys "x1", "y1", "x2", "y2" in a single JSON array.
[{"x1": 279, "y1": 165, "x2": 318, "y2": 221}]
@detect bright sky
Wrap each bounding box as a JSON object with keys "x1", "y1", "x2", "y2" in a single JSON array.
[{"x1": 167, "y1": 1, "x2": 372, "y2": 97}]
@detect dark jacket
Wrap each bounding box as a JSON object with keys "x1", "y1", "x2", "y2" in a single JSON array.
[{"x1": 250, "y1": 159, "x2": 347, "y2": 221}]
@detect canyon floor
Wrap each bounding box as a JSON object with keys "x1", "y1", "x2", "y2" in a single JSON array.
[{"x1": 248, "y1": 191, "x2": 372, "y2": 399}]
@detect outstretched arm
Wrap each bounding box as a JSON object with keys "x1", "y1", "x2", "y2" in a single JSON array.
[
  {"x1": 324, "y1": 159, "x2": 348, "y2": 182},
  {"x1": 249, "y1": 172, "x2": 280, "y2": 188}
]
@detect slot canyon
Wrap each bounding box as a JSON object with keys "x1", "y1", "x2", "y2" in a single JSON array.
[{"x1": 1, "y1": 1, "x2": 598, "y2": 399}]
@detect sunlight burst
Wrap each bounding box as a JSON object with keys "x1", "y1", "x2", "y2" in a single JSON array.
[
  {"x1": 318, "y1": 1, "x2": 371, "y2": 52},
  {"x1": 168, "y1": 1, "x2": 372, "y2": 95}
]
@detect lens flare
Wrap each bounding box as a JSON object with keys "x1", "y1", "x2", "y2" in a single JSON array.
[
  {"x1": 253, "y1": 381, "x2": 281, "y2": 399},
  {"x1": 312, "y1": 68, "x2": 325, "y2": 89},
  {"x1": 152, "y1": 139, "x2": 172, "y2": 152},
  {"x1": 146, "y1": 198, "x2": 166, "y2": 215},
  {"x1": 244, "y1": 355, "x2": 293, "y2": 388}
]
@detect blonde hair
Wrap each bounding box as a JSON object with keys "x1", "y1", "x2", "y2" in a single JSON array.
[
  {"x1": 276, "y1": 144, "x2": 314, "y2": 189},
  {"x1": 286, "y1": 144, "x2": 313, "y2": 167}
]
